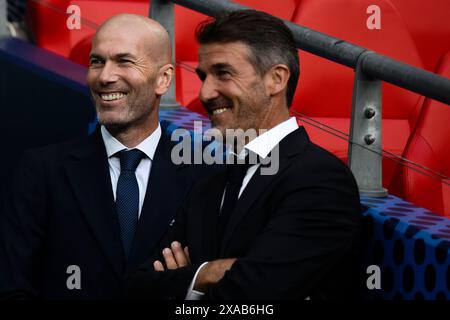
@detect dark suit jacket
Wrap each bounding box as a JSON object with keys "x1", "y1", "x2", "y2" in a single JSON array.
[
  {"x1": 127, "y1": 127, "x2": 362, "y2": 300},
  {"x1": 0, "y1": 124, "x2": 215, "y2": 299}
]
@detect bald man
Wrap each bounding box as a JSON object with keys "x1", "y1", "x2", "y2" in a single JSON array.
[{"x1": 0, "y1": 14, "x2": 214, "y2": 299}]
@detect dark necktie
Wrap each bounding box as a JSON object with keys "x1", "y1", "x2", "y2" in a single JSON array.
[
  {"x1": 218, "y1": 155, "x2": 253, "y2": 240},
  {"x1": 115, "y1": 149, "x2": 144, "y2": 259}
]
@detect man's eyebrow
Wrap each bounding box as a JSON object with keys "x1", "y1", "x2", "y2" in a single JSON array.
[
  {"x1": 195, "y1": 63, "x2": 237, "y2": 78},
  {"x1": 88, "y1": 53, "x2": 137, "y2": 60},
  {"x1": 114, "y1": 53, "x2": 137, "y2": 60},
  {"x1": 89, "y1": 53, "x2": 103, "y2": 60},
  {"x1": 211, "y1": 63, "x2": 237, "y2": 73}
]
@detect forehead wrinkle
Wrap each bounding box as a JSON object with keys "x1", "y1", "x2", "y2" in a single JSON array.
[
  {"x1": 211, "y1": 62, "x2": 237, "y2": 72},
  {"x1": 199, "y1": 42, "x2": 253, "y2": 65}
]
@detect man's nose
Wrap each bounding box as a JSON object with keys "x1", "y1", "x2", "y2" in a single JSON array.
[
  {"x1": 98, "y1": 61, "x2": 119, "y2": 85},
  {"x1": 199, "y1": 76, "x2": 219, "y2": 102}
]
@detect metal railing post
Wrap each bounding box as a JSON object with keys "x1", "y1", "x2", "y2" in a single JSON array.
[
  {"x1": 149, "y1": 0, "x2": 180, "y2": 108},
  {"x1": 0, "y1": 0, "x2": 8, "y2": 38},
  {"x1": 348, "y1": 51, "x2": 387, "y2": 197}
]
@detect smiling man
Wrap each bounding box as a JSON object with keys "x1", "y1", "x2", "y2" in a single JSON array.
[
  {"x1": 0, "y1": 14, "x2": 213, "y2": 299},
  {"x1": 87, "y1": 14, "x2": 172, "y2": 146},
  {"x1": 127, "y1": 10, "x2": 362, "y2": 300}
]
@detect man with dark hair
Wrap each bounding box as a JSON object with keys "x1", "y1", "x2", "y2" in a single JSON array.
[
  {"x1": 194, "y1": 9, "x2": 299, "y2": 107},
  {"x1": 127, "y1": 10, "x2": 361, "y2": 300}
]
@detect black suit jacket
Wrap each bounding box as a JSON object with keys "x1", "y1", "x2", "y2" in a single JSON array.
[
  {"x1": 127, "y1": 127, "x2": 362, "y2": 300},
  {"x1": 0, "y1": 124, "x2": 215, "y2": 299}
]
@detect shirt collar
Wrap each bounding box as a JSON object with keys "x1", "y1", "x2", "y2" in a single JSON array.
[
  {"x1": 100, "y1": 124, "x2": 162, "y2": 160},
  {"x1": 242, "y1": 117, "x2": 299, "y2": 159}
]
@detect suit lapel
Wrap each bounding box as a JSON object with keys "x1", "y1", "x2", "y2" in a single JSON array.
[
  {"x1": 126, "y1": 133, "x2": 191, "y2": 271},
  {"x1": 63, "y1": 129, "x2": 125, "y2": 278},
  {"x1": 220, "y1": 127, "x2": 310, "y2": 255}
]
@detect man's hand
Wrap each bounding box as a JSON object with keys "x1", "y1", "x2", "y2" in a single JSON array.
[
  {"x1": 153, "y1": 242, "x2": 237, "y2": 294},
  {"x1": 194, "y1": 258, "x2": 236, "y2": 292},
  {"x1": 153, "y1": 241, "x2": 191, "y2": 271}
]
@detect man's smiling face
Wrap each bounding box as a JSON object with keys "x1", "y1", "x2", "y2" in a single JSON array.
[
  {"x1": 196, "y1": 42, "x2": 272, "y2": 136},
  {"x1": 86, "y1": 23, "x2": 158, "y2": 131}
]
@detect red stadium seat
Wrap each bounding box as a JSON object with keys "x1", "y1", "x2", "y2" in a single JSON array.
[
  {"x1": 389, "y1": 0, "x2": 450, "y2": 72},
  {"x1": 69, "y1": 34, "x2": 92, "y2": 66},
  {"x1": 390, "y1": 52, "x2": 450, "y2": 217},
  {"x1": 28, "y1": 0, "x2": 149, "y2": 62},
  {"x1": 289, "y1": 0, "x2": 425, "y2": 187}
]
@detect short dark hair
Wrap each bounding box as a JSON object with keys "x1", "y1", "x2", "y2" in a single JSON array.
[{"x1": 195, "y1": 10, "x2": 299, "y2": 107}]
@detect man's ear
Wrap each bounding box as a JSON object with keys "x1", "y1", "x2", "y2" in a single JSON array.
[
  {"x1": 264, "y1": 64, "x2": 290, "y2": 98},
  {"x1": 155, "y1": 63, "x2": 174, "y2": 95}
]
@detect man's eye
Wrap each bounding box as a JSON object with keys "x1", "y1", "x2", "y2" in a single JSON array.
[
  {"x1": 119, "y1": 59, "x2": 132, "y2": 64},
  {"x1": 89, "y1": 58, "x2": 103, "y2": 66},
  {"x1": 217, "y1": 70, "x2": 231, "y2": 78}
]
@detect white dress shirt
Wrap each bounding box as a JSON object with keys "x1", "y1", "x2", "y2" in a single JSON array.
[
  {"x1": 100, "y1": 124, "x2": 162, "y2": 218},
  {"x1": 186, "y1": 117, "x2": 300, "y2": 299}
]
